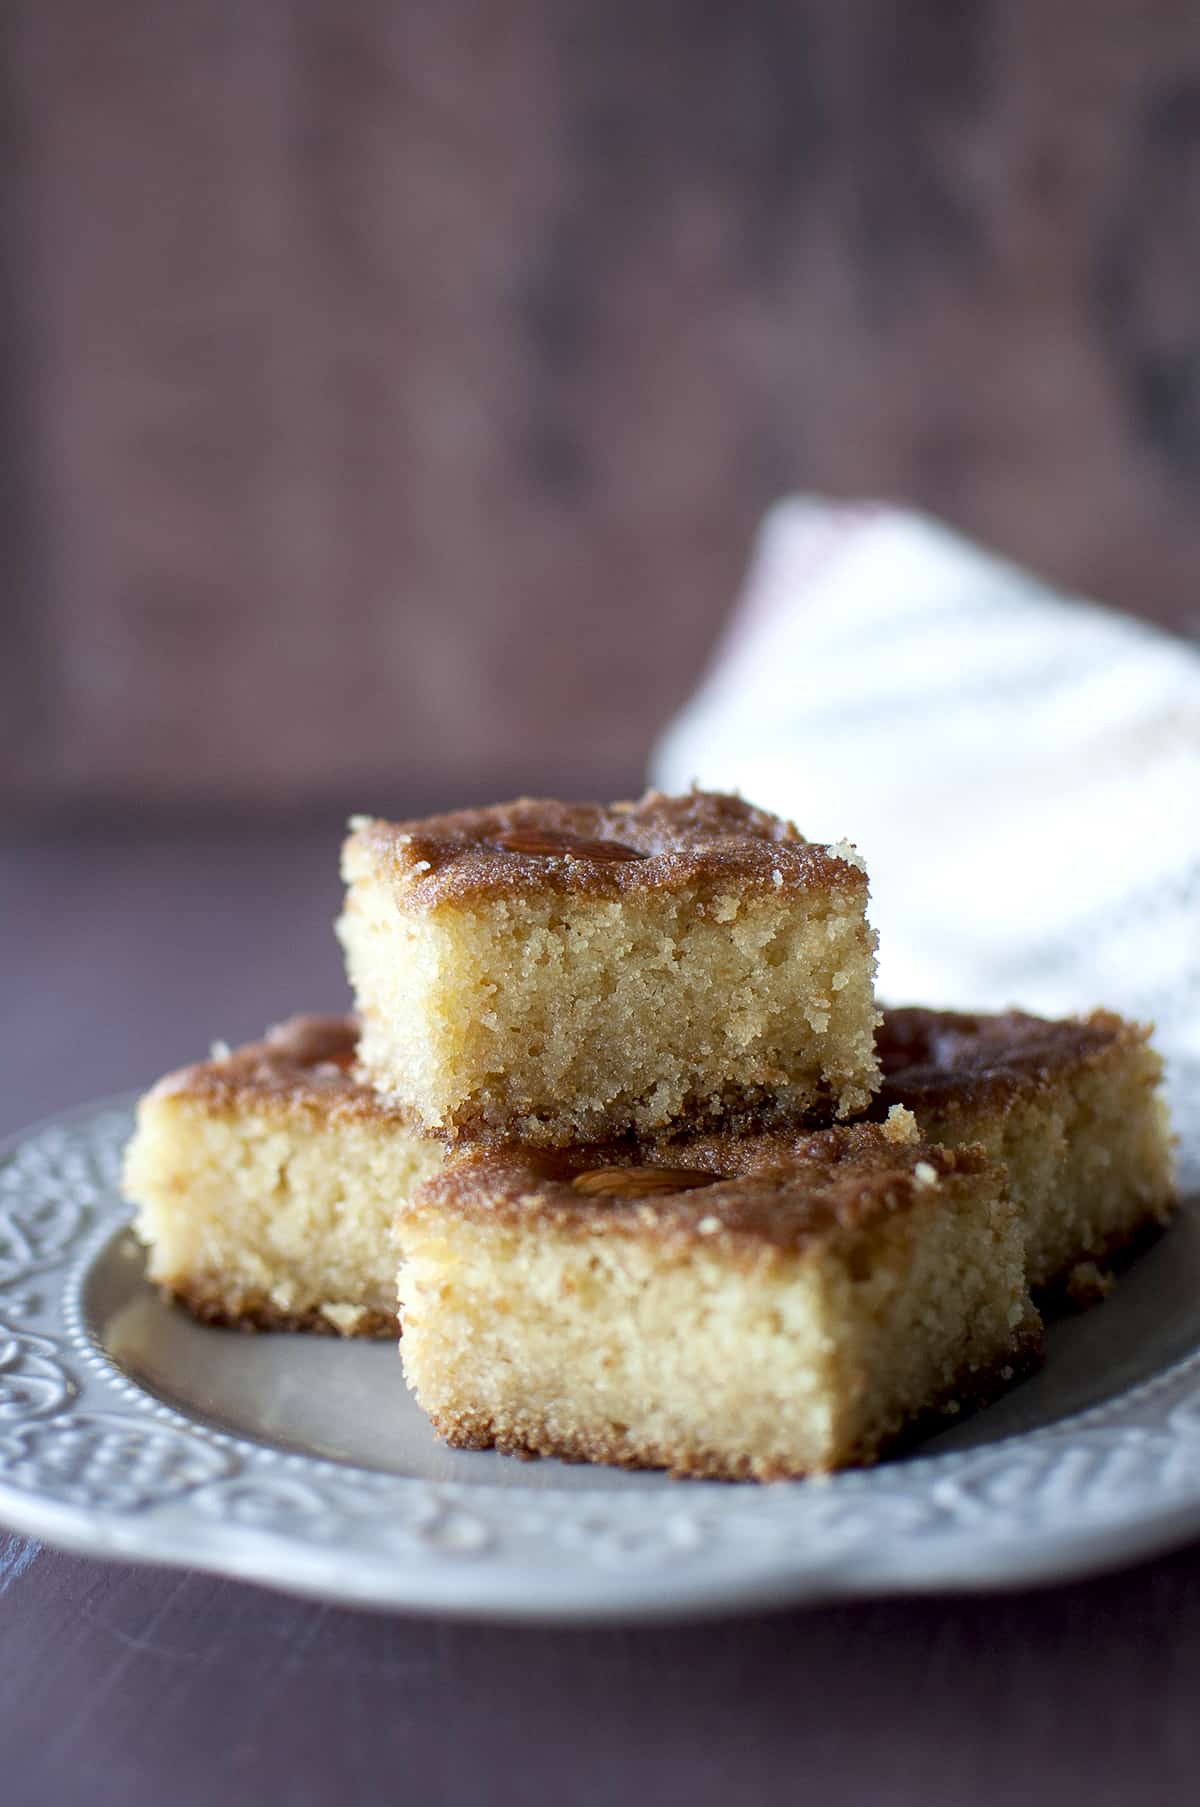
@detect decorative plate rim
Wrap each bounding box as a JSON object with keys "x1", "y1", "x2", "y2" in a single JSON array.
[{"x1": 1, "y1": 1093, "x2": 1198, "y2": 1623}]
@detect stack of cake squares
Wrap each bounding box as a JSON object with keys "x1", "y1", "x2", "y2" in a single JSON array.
[{"x1": 124, "y1": 791, "x2": 1176, "y2": 1479}]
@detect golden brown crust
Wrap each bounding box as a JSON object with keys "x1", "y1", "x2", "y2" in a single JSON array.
[
  {"x1": 424, "y1": 1312, "x2": 1044, "y2": 1480},
  {"x1": 161, "y1": 1281, "x2": 399, "y2": 1339},
  {"x1": 875, "y1": 1006, "x2": 1155, "y2": 1120},
  {"x1": 403, "y1": 1124, "x2": 997, "y2": 1262},
  {"x1": 343, "y1": 788, "x2": 868, "y2": 910},
  {"x1": 146, "y1": 1013, "x2": 418, "y2": 1131}
]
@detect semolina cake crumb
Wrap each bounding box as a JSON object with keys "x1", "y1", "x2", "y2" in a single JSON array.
[
  {"x1": 397, "y1": 1123, "x2": 1040, "y2": 1479},
  {"x1": 123, "y1": 1015, "x2": 444, "y2": 1335},
  {"x1": 876, "y1": 1006, "x2": 1177, "y2": 1297},
  {"x1": 338, "y1": 789, "x2": 882, "y2": 1145}
]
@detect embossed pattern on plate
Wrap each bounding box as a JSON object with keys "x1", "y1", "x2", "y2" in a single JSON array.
[{"x1": 0, "y1": 1089, "x2": 1198, "y2": 1621}]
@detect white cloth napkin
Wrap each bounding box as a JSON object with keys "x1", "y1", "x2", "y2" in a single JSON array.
[{"x1": 651, "y1": 500, "x2": 1200, "y2": 1139}]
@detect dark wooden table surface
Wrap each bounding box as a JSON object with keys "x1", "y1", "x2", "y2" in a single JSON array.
[{"x1": 4, "y1": 819, "x2": 1200, "y2": 1807}]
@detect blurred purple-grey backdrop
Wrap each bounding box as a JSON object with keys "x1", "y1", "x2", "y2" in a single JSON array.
[{"x1": 3, "y1": 1, "x2": 1200, "y2": 817}]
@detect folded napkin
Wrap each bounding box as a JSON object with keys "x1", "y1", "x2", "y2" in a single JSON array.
[{"x1": 651, "y1": 501, "x2": 1200, "y2": 1142}]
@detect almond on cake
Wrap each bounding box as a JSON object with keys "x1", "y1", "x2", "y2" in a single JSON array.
[
  {"x1": 123, "y1": 1015, "x2": 444, "y2": 1336},
  {"x1": 875, "y1": 1007, "x2": 1176, "y2": 1298},
  {"x1": 337, "y1": 788, "x2": 881, "y2": 1147},
  {"x1": 396, "y1": 1114, "x2": 1039, "y2": 1480}
]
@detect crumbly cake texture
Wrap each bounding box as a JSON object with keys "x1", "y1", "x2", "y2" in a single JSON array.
[
  {"x1": 397, "y1": 1116, "x2": 1039, "y2": 1480},
  {"x1": 122, "y1": 1016, "x2": 444, "y2": 1336},
  {"x1": 875, "y1": 1007, "x2": 1177, "y2": 1296},
  {"x1": 337, "y1": 789, "x2": 881, "y2": 1146}
]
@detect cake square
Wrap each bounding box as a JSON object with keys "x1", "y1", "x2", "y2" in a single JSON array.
[
  {"x1": 337, "y1": 789, "x2": 881, "y2": 1146},
  {"x1": 396, "y1": 1116, "x2": 1039, "y2": 1479},
  {"x1": 123, "y1": 1016, "x2": 444, "y2": 1335},
  {"x1": 875, "y1": 1007, "x2": 1177, "y2": 1298}
]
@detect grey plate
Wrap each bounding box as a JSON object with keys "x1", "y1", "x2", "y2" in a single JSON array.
[{"x1": 1, "y1": 1089, "x2": 1199, "y2": 1622}]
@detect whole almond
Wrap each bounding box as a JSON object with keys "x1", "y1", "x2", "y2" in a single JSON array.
[
  {"x1": 571, "y1": 1165, "x2": 722, "y2": 1199},
  {"x1": 494, "y1": 827, "x2": 644, "y2": 862}
]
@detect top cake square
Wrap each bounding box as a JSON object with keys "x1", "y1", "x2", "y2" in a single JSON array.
[{"x1": 337, "y1": 788, "x2": 880, "y2": 1144}]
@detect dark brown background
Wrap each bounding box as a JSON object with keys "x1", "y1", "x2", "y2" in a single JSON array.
[{"x1": 4, "y1": 0, "x2": 1200, "y2": 816}]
